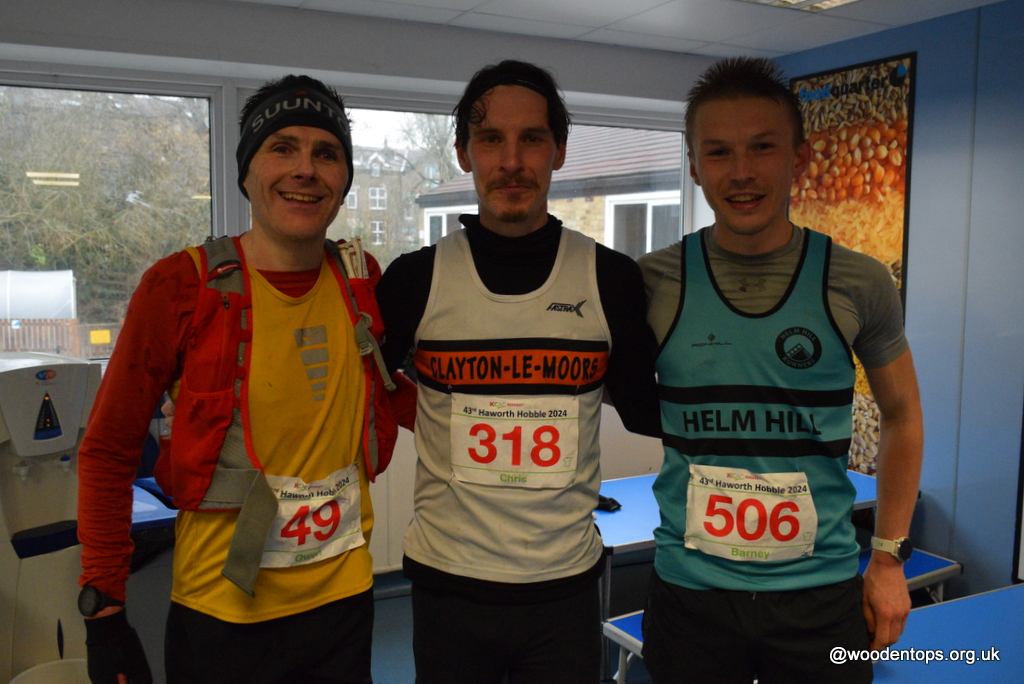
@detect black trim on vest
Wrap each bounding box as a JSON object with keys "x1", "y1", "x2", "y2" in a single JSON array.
[
  {"x1": 662, "y1": 433, "x2": 852, "y2": 460},
  {"x1": 417, "y1": 338, "x2": 609, "y2": 353},
  {"x1": 819, "y1": 236, "x2": 856, "y2": 368},
  {"x1": 658, "y1": 383, "x2": 854, "y2": 408},
  {"x1": 704, "y1": 225, "x2": 811, "y2": 319},
  {"x1": 655, "y1": 237, "x2": 688, "y2": 360},
  {"x1": 417, "y1": 376, "x2": 605, "y2": 396}
]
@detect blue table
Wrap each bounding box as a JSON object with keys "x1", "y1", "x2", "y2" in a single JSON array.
[{"x1": 874, "y1": 584, "x2": 1023, "y2": 682}]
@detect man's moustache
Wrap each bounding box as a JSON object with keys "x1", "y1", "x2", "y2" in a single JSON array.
[{"x1": 487, "y1": 176, "x2": 536, "y2": 191}]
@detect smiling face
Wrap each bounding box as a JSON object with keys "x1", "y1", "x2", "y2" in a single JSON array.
[
  {"x1": 689, "y1": 96, "x2": 809, "y2": 255},
  {"x1": 456, "y1": 85, "x2": 566, "y2": 238},
  {"x1": 243, "y1": 125, "x2": 349, "y2": 250}
]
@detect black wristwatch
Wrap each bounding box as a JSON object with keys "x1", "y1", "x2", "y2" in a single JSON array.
[
  {"x1": 870, "y1": 536, "x2": 914, "y2": 564},
  {"x1": 78, "y1": 585, "x2": 125, "y2": 617}
]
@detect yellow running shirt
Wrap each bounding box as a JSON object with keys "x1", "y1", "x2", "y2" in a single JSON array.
[{"x1": 171, "y1": 255, "x2": 371, "y2": 623}]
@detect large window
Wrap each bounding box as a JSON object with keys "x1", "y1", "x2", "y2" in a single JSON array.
[
  {"x1": 0, "y1": 84, "x2": 212, "y2": 358},
  {"x1": 0, "y1": 90, "x2": 682, "y2": 361}
]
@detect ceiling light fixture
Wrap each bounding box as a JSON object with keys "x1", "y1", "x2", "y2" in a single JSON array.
[{"x1": 737, "y1": 0, "x2": 862, "y2": 11}]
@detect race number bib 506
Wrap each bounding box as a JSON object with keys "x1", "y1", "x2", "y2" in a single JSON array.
[
  {"x1": 261, "y1": 464, "x2": 364, "y2": 568},
  {"x1": 450, "y1": 394, "x2": 579, "y2": 489},
  {"x1": 685, "y1": 464, "x2": 817, "y2": 562}
]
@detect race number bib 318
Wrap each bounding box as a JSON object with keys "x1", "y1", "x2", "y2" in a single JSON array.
[
  {"x1": 450, "y1": 394, "x2": 579, "y2": 489},
  {"x1": 685, "y1": 464, "x2": 817, "y2": 562},
  {"x1": 261, "y1": 464, "x2": 364, "y2": 568}
]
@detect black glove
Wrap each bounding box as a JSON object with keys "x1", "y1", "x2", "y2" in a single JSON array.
[{"x1": 84, "y1": 609, "x2": 153, "y2": 684}]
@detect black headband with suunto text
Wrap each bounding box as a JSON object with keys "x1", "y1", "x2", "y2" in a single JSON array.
[{"x1": 236, "y1": 87, "x2": 354, "y2": 199}]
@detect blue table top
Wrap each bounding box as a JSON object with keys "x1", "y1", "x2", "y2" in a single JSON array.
[
  {"x1": 131, "y1": 483, "x2": 177, "y2": 532},
  {"x1": 873, "y1": 584, "x2": 1024, "y2": 682},
  {"x1": 596, "y1": 474, "x2": 660, "y2": 554},
  {"x1": 597, "y1": 470, "x2": 878, "y2": 554}
]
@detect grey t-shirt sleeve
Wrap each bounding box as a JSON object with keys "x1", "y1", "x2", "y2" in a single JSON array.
[
  {"x1": 828, "y1": 242, "x2": 908, "y2": 369},
  {"x1": 637, "y1": 242, "x2": 682, "y2": 346}
]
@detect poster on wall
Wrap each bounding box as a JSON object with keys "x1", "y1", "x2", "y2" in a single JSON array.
[{"x1": 789, "y1": 53, "x2": 915, "y2": 476}]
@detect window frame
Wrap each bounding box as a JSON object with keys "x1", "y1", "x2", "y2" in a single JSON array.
[
  {"x1": 370, "y1": 220, "x2": 386, "y2": 246},
  {"x1": 369, "y1": 186, "x2": 387, "y2": 210},
  {"x1": 604, "y1": 190, "x2": 683, "y2": 255},
  {"x1": 0, "y1": 71, "x2": 222, "y2": 358},
  {"x1": 422, "y1": 205, "x2": 477, "y2": 245},
  {"x1": 0, "y1": 65, "x2": 240, "y2": 240}
]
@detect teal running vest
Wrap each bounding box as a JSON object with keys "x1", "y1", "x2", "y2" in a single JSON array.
[{"x1": 654, "y1": 228, "x2": 859, "y2": 591}]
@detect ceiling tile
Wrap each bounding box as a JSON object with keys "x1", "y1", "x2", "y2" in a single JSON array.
[
  {"x1": 233, "y1": 0, "x2": 304, "y2": 6},
  {"x1": 472, "y1": 0, "x2": 670, "y2": 28},
  {"x1": 687, "y1": 42, "x2": 787, "y2": 58},
  {"x1": 578, "y1": 27, "x2": 711, "y2": 53},
  {"x1": 820, "y1": 0, "x2": 1003, "y2": 26},
  {"x1": 201, "y1": 0, "x2": 1012, "y2": 58},
  {"x1": 610, "y1": 0, "x2": 795, "y2": 42},
  {"x1": 728, "y1": 12, "x2": 888, "y2": 53},
  {"x1": 393, "y1": 0, "x2": 487, "y2": 10},
  {"x1": 450, "y1": 12, "x2": 593, "y2": 39},
  {"x1": 300, "y1": 0, "x2": 464, "y2": 22}
]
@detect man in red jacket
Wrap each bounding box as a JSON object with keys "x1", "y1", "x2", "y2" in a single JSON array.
[{"x1": 76, "y1": 74, "x2": 413, "y2": 684}]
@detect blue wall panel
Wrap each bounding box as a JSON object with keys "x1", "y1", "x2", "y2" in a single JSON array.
[
  {"x1": 779, "y1": 0, "x2": 1024, "y2": 595},
  {"x1": 959, "y1": 0, "x2": 1024, "y2": 590}
]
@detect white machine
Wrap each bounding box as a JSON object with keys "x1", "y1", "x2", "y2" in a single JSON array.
[{"x1": 0, "y1": 352, "x2": 101, "y2": 682}]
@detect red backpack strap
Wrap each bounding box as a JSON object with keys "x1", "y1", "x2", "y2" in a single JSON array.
[
  {"x1": 324, "y1": 240, "x2": 396, "y2": 391},
  {"x1": 191, "y1": 237, "x2": 277, "y2": 597}
]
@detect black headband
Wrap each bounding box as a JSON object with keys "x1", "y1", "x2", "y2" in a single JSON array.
[
  {"x1": 495, "y1": 77, "x2": 547, "y2": 96},
  {"x1": 236, "y1": 87, "x2": 354, "y2": 199},
  {"x1": 468, "y1": 75, "x2": 548, "y2": 112}
]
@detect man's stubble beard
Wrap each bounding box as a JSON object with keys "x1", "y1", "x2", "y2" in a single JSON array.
[{"x1": 497, "y1": 208, "x2": 530, "y2": 224}]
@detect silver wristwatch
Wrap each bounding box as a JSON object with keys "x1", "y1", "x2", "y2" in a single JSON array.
[{"x1": 870, "y1": 536, "x2": 914, "y2": 564}]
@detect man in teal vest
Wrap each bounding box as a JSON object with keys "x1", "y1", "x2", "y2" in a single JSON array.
[{"x1": 638, "y1": 57, "x2": 923, "y2": 683}]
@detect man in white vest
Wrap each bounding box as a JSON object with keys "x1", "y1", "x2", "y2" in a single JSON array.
[{"x1": 377, "y1": 60, "x2": 661, "y2": 684}]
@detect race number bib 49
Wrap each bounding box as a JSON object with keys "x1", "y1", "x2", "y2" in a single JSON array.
[
  {"x1": 261, "y1": 464, "x2": 364, "y2": 568},
  {"x1": 685, "y1": 464, "x2": 817, "y2": 562},
  {"x1": 450, "y1": 394, "x2": 579, "y2": 489}
]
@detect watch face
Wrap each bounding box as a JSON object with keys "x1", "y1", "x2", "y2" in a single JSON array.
[
  {"x1": 897, "y1": 538, "x2": 914, "y2": 562},
  {"x1": 78, "y1": 586, "x2": 120, "y2": 616},
  {"x1": 78, "y1": 586, "x2": 101, "y2": 616}
]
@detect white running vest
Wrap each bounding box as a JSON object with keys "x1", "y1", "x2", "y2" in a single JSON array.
[{"x1": 405, "y1": 227, "x2": 612, "y2": 583}]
